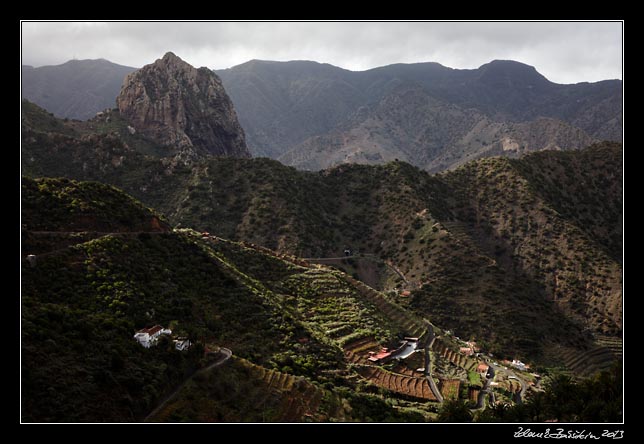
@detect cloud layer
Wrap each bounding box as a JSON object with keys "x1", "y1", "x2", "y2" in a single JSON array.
[{"x1": 21, "y1": 21, "x2": 622, "y2": 84}]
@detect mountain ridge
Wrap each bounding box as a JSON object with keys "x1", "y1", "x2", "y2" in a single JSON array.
[
  {"x1": 21, "y1": 59, "x2": 137, "y2": 120},
  {"x1": 21, "y1": 56, "x2": 621, "y2": 173},
  {"x1": 216, "y1": 58, "x2": 621, "y2": 168}
]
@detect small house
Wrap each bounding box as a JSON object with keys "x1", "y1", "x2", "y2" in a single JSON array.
[
  {"x1": 460, "y1": 347, "x2": 474, "y2": 356},
  {"x1": 476, "y1": 363, "x2": 490, "y2": 376},
  {"x1": 133, "y1": 325, "x2": 172, "y2": 348},
  {"x1": 367, "y1": 348, "x2": 392, "y2": 363}
]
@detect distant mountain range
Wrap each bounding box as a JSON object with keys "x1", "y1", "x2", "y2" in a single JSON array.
[
  {"x1": 216, "y1": 59, "x2": 621, "y2": 171},
  {"x1": 21, "y1": 57, "x2": 622, "y2": 172},
  {"x1": 22, "y1": 59, "x2": 136, "y2": 120}
]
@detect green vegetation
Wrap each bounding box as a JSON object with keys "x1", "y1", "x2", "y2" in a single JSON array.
[
  {"x1": 467, "y1": 371, "x2": 482, "y2": 388},
  {"x1": 21, "y1": 178, "x2": 432, "y2": 422},
  {"x1": 22, "y1": 101, "x2": 622, "y2": 377},
  {"x1": 476, "y1": 362, "x2": 622, "y2": 422},
  {"x1": 149, "y1": 357, "x2": 344, "y2": 422},
  {"x1": 22, "y1": 99, "x2": 78, "y2": 136},
  {"x1": 437, "y1": 399, "x2": 473, "y2": 422},
  {"x1": 22, "y1": 177, "x2": 169, "y2": 233}
]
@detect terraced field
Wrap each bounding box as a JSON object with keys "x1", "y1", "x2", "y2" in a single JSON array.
[
  {"x1": 149, "y1": 357, "x2": 338, "y2": 422},
  {"x1": 439, "y1": 379, "x2": 461, "y2": 400},
  {"x1": 468, "y1": 387, "x2": 480, "y2": 403},
  {"x1": 432, "y1": 338, "x2": 480, "y2": 372},
  {"x1": 344, "y1": 337, "x2": 382, "y2": 364},
  {"x1": 250, "y1": 360, "x2": 329, "y2": 421},
  {"x1": 554, "y1": 336, "x2": 622, "y2": 376},
  {"x1": 497, "y1": 379, "x2": 522, "y2": 395},
  {"x1": 595, "y1": 336, "x2": 623, "y2": 360},
  {"x1": 282, "y1": 268, "x2": 401, "y2": 348},
  {"x1": 357, "y1": 366, "x2": 438, "y2": 401},
  {"x1": 344, "y1": 276, "x2": 427, "y2": 339}
]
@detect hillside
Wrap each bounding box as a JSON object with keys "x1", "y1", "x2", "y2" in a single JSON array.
[
  {"x1": 403, "y1": 145, "x2": 622, "y2": 359},
  {"x1": 21, "y1": 103, "x2": 622, "y2": 369},
  {"x1": 217, "y1": 59, "x2": 621, "y2": 170},
  {"x1": 21, "y1": 178, "x2": 449, "y2": 422},
  {"x1": 21, "y1": 59, "x2": 136, "y2": 120},
  {"x1": 279, "y1": 84, "x2": 597, "y2": 172}
]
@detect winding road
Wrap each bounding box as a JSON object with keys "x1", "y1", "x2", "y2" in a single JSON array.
[
  {"x1": 144, "y1": 347, "x2": 232, "y2": 422},
  {"x1": 485, "y1": 361, "x2": 527, "y2": 405},
  {"x1": 474, "y1": 365, "x2": 495, "y2": 410},
  {"x1": 423, "y1": 322, "x2": 444, "y2": 403}
]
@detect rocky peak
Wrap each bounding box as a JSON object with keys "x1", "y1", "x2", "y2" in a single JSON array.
[{"x1": 116, "y1": 52, "x2": 250, "y2": 158}]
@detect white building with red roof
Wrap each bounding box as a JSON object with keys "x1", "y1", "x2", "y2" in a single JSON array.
[{"x1": 133, "y1": 325, "x2": 172, "y2": 348}]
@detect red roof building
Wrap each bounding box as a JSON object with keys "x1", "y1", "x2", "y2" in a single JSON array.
[
  {"x1": 367, "y1": 348, "x2": 392, "y2": 363},
  {"x1": 144, "y1": 325, "x2": 163, "y2": 336},
  {"x1": 460, "y1": 347, "x2": 474, "y2": 356}
]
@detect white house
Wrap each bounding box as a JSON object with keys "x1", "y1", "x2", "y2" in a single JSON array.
[
  {"x1": 133, "y1": 325, "x2": 172, "y2": 348},
  {"x1": 511, "y1": 359, "x2": 527, "y2": 371},
  {"x1": 133, "y1": 331, "x2": 152, "y2": 348}
]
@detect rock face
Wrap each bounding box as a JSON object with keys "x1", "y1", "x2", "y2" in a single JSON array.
[{"x1": 116, "y1": 52, "x2": 249, "y2": 158}]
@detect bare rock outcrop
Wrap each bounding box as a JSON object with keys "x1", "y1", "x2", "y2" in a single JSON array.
[{"x1": 117, "y1": 52, "x2": 249, "y2": 158}]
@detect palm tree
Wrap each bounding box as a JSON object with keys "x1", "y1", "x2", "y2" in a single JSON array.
[{"x1": 437, "y1": 400, "x2": 473, "y2": 422}]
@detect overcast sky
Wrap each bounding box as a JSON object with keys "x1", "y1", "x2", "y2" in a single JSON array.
[{"x1": 21, "y1": 21, "x2": 622, "y2": 84}]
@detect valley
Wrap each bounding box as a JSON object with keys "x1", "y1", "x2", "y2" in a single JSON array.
[{"x1": 20, "y1": 51, "x2": 622, "y2": 423}]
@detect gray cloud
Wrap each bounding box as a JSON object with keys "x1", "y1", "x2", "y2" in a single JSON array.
[{"x1": 21, "y1": 21, "x2": 622, "y2": 84}]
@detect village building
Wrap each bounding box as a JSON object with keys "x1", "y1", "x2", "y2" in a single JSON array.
[
  {"x1": 476, "y1": 363, "x2": 490, "y2": 376},
  {"x1": 460, "y1": 347, "x2": 475, "y2": 356},
  {"x1": 511, "y1": 359, "x2": 527, "y2": 371},
  {"x1": 133, "y1": 325, "x2": 172, "y2": 348},
  {"x1": 368, "y1": 348, "x2": 392, "y2": 363},
  {"x1": 367, "y1": 338, "x2": 420, "y2": 364}
]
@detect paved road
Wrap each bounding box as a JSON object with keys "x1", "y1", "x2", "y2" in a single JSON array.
[
  {"x1": 423, "y1": 322, "x2": 444, "y2": 403},
  {"x1": 510, "y1": 369, "x2": 528, "y2": 404},
  {"x1": 485, "y1": 361, "x2": 527, "y2": 405},
  {"x1": 303, "y1": 255, "x2": 362, "y2": 261},
  {"x1": 474, "y1": 365, "x2": 495, "y2": 410},
  {"x1": 144, "y1": 347, "x2": 232, "y2": 422}
]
